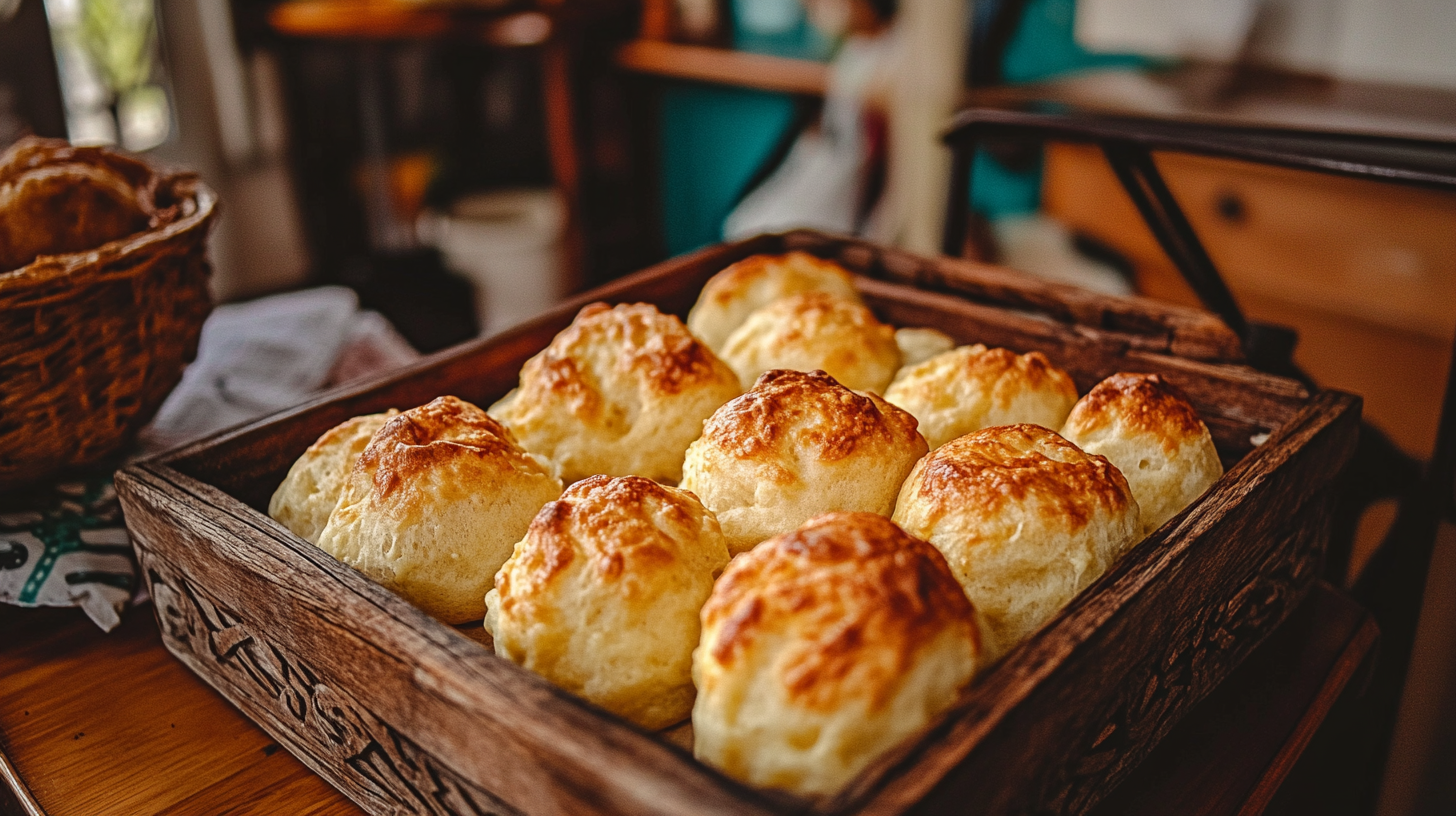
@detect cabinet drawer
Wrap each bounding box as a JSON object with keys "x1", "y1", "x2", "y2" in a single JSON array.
[
  {"x1": 1044, "y1": 143, "x2": 1456, "y2": 342},
  {"x1": 1042, "y1": 143, "x2": 1455, "y2": 458}
]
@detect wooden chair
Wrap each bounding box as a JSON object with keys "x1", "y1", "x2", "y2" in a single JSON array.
[
  {"x1": 943, "y1": 108, "x2": 1456, "y2": 814},
  {"x1": 261, "y1": 0, "x2": 641, "y2": 298}
]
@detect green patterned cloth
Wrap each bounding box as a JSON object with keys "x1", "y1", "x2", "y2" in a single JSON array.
[{"x1": 0, "y1": 471, "x2": 136, "y2": 631}]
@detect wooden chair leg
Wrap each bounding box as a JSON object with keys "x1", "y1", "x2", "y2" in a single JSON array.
[{"x1": 540, "y1": 37, "x2": 585, "y2": 293}]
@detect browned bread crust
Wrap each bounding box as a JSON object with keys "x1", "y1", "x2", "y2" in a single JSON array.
[
  {"x1": 885, "y1": 344, "x2": 1078, "y2": 449},
  {"x1": 487, "y1": 474, "x2": 729, "y2": 730},
  {"x1": 905, "y1": 423, "x2": 1133, "y2": 527},
  {"x1": 490, "y1": 302, "x2": 741, "y2": 484},
  {"x1": 693, "y1": 512, "x2": 981, "y2": 795},
  {"x1": 317, "y1": 396, "x2": 562, "y2": 623},
  {"x1": 1061, "y1": 373, "x2": 1223, "y2": 535},
  {"x1": 269, "y1": 410, "x2": 399, "y2": 544},
  {"x1": 894, "y1": 423, "x2": 1141, "y2": 659},
  {"x1": 718, "y1": 292, "x2": 901, "y2": 393},
  {"x1": 681, "y1": 370, "x2": 928, "y2": 553},
  {"x1": 1062, "y1": 372, "x2": 1205, "y2": 450},
  {"x1": 687, "y1": 251, "x2": 862, "y2": 352},
  {"x1": 702, "y1": 512, "x2": 978, "y2": 710}
]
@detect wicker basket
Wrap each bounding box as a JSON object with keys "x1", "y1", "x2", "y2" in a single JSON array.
[{"x1": 0, "y1": 138, "x2": 216, "y2": 492}]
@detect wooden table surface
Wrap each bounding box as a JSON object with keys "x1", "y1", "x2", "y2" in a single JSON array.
[
  {"x1": 0, "y1": 605, "x2": 359, "y2": 816},
  {"x1": 0, "y1": 581, "x2": 1374, "y2": 816}
]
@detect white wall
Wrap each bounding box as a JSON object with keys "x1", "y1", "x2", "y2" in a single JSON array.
[
  {"x1": 1077, "y1": 0, "x2": 1456, "y2": 91},
  {"x1": 1332, "y1": 0, "x2": 1456, "y2": 89},
  {"x1": 151, "y1": 0, "x2": 311, "y2": 302}
]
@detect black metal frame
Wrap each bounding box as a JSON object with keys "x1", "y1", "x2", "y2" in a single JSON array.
[{"x1": 943, "y1": 107, "x2": 1456, "y2": 814}]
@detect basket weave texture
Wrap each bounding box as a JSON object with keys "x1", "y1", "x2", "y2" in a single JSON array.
[{"x1": 0, "y1": 138, "x2": 216, "y2": 491}]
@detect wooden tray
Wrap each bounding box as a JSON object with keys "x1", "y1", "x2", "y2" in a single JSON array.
[{"x1": 114, "y1": 231, "x2": 1361, "y2": 816}]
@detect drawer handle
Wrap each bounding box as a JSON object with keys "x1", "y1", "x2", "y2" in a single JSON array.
[{"x1": 1216, "y1": 191, "x2": 1246, "y2": 224}]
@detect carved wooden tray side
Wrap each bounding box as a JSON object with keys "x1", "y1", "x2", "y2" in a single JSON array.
[
  {"x1": 834, "y1": 391, "x2": 1357, "y2": 816},
  {"x1": 119, "y1": 466, "x2": 778, "y2": 816},
  {"x1": 115, "y1": 231, "x2": 1360, "y2": 816}
]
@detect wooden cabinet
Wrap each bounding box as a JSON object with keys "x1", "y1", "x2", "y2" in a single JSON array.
[{"x1": 1043, "y1": 142, "x2": 1456, "y2": 459}]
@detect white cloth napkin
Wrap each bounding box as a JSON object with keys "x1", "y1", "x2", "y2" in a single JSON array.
[{"x1": 139, "y1": 286, "x2": 418, "y2": 452}]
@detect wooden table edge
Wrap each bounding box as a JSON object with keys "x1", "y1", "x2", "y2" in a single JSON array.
[{"x1": 0, "y1": 741, "x2": 46, "y2": 816}]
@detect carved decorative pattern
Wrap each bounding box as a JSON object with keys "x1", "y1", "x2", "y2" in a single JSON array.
[
  {"x1": 139, "y1": 549, "x2": 519, "y2": 816},
  {"x1": 1027, "y1": 500, "x2": 1327, "y2": 816}
]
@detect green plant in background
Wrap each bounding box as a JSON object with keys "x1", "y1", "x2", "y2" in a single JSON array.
[
  {"x1": 45, "y1": 0, "x2": 171, "y2": 149},
  {"x1": 78, "y1": 0, "x2": 156, "y2": 96}
]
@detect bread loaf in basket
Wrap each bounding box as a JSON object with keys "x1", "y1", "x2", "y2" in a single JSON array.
[{"x1": 0, "y1": 137, "x2": 216, "y2": 491}]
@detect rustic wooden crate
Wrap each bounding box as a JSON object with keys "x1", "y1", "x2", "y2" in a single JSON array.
[{"x1": 115, "y1": 231, "x2": 1360, "y2": 816}]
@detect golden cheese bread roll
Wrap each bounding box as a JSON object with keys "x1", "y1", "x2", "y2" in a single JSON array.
[
  {"x1": 317, "y1": 396, "x2": 562, "y2": 623},
  {"x1": 681, "y1": 369, "x2": 928, "y2": 554},
  {"x1": 1060, "y1": 373, "x2": 1223, "y2": 536},
  {"x1": 692, "y1": 512, "x2": 981, "y2": 796},
  {"x1": 718, "y1": 293, "x2": 901, "y2": 394},
  {"x1": 893, "y1": 424, "x2": 1140, "y2": 660},
  {"x1": 884, "y1": 344, "x2": 1078, "y2": 449},
  {"x1": 269, "y1": 409, "x2": 398, "y2": 543},
  {"x1": 686, "y1": 251, "x2": 863, "y2": 353},
  {"x1": 485, "y1": 475, "x2": 729, "y2": 730},
  {"x1": 893, "y1": 326, "x2": 957, "y2": 368},
  {"x1": 489, "y1": 302, "x2": 741, "y2": 485}
]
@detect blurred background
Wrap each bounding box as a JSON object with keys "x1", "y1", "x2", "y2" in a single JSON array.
[{"x1": 2, "y1": 0, "x2": 1454, "y2": 812}]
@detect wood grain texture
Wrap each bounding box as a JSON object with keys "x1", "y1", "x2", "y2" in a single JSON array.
[
  {"x1": 0, "y1": 749, "x2": 41, "y2": 816},
  {"x1": 155, "y1": 231, "x2": 1270, "y2": 509},
  {"x1": 1043, "y1": 143, "x2": 1456, "y2": 343},
  {"x1": 851, "y1": 280, "x2": 1303, "y2": 468},
  {"x1": 0, "y1": 606, "x2": 361, "y2": 816},
  {"x1": 115, "y1": 231, "x2": 1359, "y2": 816},
  {"x1": 1086, "y1": 580, "x2": 1378, "y2": 816}
]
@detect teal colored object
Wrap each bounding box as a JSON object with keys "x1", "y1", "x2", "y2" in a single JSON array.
[
  {"x1": 659, "y1": 82, "x2": 799, "y2": 255},
  {"x1": 1002, "y1": 0, "x2": 1146, "y2": 84},
  {"x1": 969, "y1": 0, "x2": 1147, "y2": 217},
  {"x1": 730, "y1": 0, "x2": 835, "y2": 60},
  {"x1": 971, "y1": 148, "x2": 1042, "y2": 219},
  {"x1": 654, "y1": 0, "x2": 1149, "y2": 243}
]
